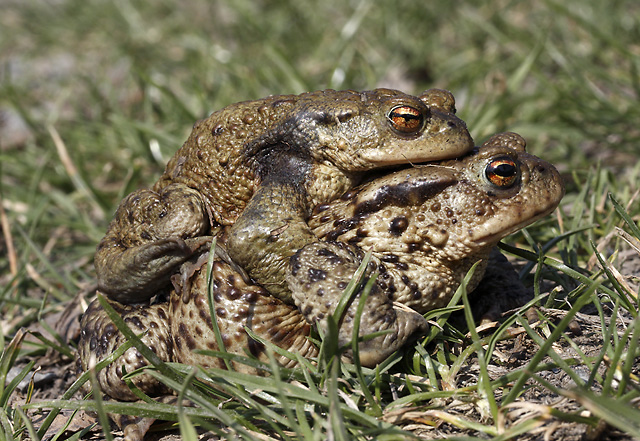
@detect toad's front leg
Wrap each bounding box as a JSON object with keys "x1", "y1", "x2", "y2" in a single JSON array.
[
  {"x1": 96, "y1": 183, "x2": 212, "y2": 303},
  {"x1": 225, "y1": 180, "x2": 317, "y2": 304},
  {"x1": 287, "y1": 241, "x2": 429, "y2": 367}
]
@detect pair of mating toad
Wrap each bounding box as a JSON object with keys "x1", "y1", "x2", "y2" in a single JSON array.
[{"x1": 78, "y1": 89, "x2": 563, "y2": 425}]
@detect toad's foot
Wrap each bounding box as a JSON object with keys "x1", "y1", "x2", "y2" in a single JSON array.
[
  {"x1": 96, "y1": 183, "x2": 212, "y2": 303},
  {"x1": 77, "y1": 296, "x2": 174, "y2": 401},
  {"x1": 110, "y1": 396, "x2": 189, "y2": 441},
  {"x1": 97, "y1": 236, "x2": 213, "y2": 304},
  {"x1": 171, "y1": 242, "x2": 252, "y2": 304},
  {"x1": 287, "y1": 241, "x2": 428, "y2": 367}
]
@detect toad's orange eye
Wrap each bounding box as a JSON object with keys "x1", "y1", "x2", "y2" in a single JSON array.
[
  {"x1": 485, "y1": 157, "x2": 518, "y2": 187},
  {"x1": 388, "y1": 105, "x2": 424, "y2": 134}
]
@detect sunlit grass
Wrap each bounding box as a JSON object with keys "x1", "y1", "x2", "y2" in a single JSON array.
[{"x1": 1, "y1": 0, "x2": 639, "y2": 439}]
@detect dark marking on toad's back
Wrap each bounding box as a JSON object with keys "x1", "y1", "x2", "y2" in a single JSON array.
[
  {"x1": 353, "y1": 178, "x2": 455, "y2": 217},
  {"x1": 389, "y1": 216, "x2": 409, "y2": 236},
  {"x1": 308, "y1": 268, "x2": 327, "y2": 283}
]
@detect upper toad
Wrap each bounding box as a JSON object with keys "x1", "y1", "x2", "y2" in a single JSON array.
[{"x1": 95, "y1": 88, "x2": 474, "y2": 304}]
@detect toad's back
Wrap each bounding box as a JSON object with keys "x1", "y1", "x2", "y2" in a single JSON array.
[
  {"x1": 154, "y1": 88, "x2": 473, "y2": 227},
  {"x1": 155, "y1": 91, "x2": 308, "y2": 226}
]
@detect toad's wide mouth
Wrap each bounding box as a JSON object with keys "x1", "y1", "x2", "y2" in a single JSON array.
[
  {"x1": 358, "y1": 162, "x2": 417, "y2": 182},
  {"x1": 359, "y1": 143, "x2": 480, "y2": 177},
  {"x1": 357, "y1": 158, "x2": 456, "y2": 185},
  {"x1": 358, "y1": 128, "x2": 475, "y2": 167}
]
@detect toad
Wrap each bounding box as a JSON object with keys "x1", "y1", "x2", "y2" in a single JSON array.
[
  {"x1": 78, "y1": 132, "x2": 564, "y2": 407},
  {"x1": 95, "y1": 88, "x2": 474, "y2": 304},
  {"x1": 287, "y1": 132, "x2": 564, "y2": 365}
]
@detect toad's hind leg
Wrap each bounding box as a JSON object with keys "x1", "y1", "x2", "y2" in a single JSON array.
[
  {"x1": 77, "y1": 296, "x2": 174, "y2": 401},
  {"x1": 77, "y1": 297, "x2": 177, "y2": 441},
  {"x1": 95, "y1": 183, "x2": 212, "y2": 304},
  {"x1": 171, "y1": 258, "x2": 319, "y2": 371},
  {"x1": 287, "y1": 241, "x2": 429, "y2": 367}
]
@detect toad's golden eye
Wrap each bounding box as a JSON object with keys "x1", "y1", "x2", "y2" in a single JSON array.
[
  {"x1": 387, "y1": 105, "x2": 424, "y2": 134},
  {"x1": 485, "y1": 157, "x2": 518, "y2": 187}
]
